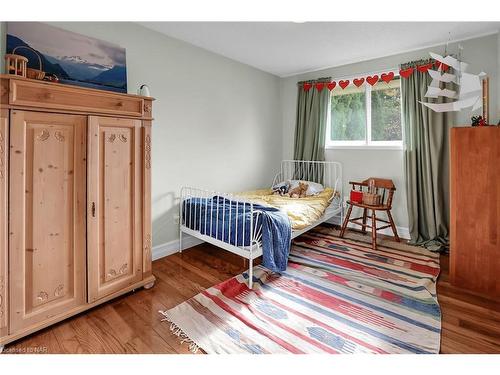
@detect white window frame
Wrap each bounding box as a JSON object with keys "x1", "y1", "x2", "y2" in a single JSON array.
[{"x1": 326, "y1": 69, "x2": 403, "y2": 150}]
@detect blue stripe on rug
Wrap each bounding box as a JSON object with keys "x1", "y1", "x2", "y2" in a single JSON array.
[
  {"x1": 242, "y1": 271, "x2": 440, "y2": 333},
  {"x1": 293, "y1": 243, "x2": 435, "y2": 281},
  {"x1": 257, "y1": 279, "x2": 431, "y2": 354},
  {"x1": 288, "y1": 253, "x2": 433, "y2": 292}
]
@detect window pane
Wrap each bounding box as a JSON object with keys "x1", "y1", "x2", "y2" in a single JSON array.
[
  {"x1": 371, "y1": 78, "x2": 402, "y2": 141},
  {"x1": 330, "y1": 85, "x2": 366, "y2": 141}
]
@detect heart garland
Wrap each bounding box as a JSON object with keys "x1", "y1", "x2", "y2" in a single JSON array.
[
  {"x1": 366, "y1": 75, "x2": 379, "y2": 86},
  {"x1": 417, "y1": 63, "x2": 433, "y2": 73},
  {"x1": 353, "y1": 78, "x2": 365, "y2": 87},
  {"x1": 315, "y1": 83, "x2": 325, "y2": 91},
  {"x1": 381, "y1": 72, "x2": 394, "y2": 83},
  {"x1": 434, "y1": 61, "x2": 450, "y2": 72},
  {"x1": 399, "y1": 67, "x2": 414, "y2": 79},
  {"x1": 339, "y1": 80, "x2": 350, "y2": 89},
  {"x1": 302, "y1": 59, "x2": 448, "y2": 92}
]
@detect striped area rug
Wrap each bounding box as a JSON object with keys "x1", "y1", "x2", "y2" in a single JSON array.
[{"x1": 160, "y1": 227, "x2": 441, "y2": 354}]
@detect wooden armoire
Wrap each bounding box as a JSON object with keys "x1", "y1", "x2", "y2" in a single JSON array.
[
  {"x1": 0, "y1": 75, "x2": 155, "y2": 349},
  {"x1": 450, "y1": 126, "x2": 500, "y2": 298}
]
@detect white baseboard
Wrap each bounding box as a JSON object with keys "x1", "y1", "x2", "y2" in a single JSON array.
[{"x1": 152, "y1": 235, "x2": 205, "y2": 261}]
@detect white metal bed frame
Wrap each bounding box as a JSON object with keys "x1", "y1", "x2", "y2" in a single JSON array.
[{"x1": 179, "y1": 160, "x2": 343, "y2": 289}]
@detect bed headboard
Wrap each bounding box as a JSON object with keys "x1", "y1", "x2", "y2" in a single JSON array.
[{"x1": 273, "y1": 160, "x2": 342, "y2": 195}]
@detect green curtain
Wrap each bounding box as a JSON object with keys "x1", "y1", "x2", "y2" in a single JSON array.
[
  {"x1": 293, "y1": 77, "x2": 331, "y2": 161},
  {"x1": 401, "y1": 60, "x2": 453, "y2": 251}
]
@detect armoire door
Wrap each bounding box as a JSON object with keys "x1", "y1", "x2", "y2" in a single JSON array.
[
  {"x1": 0, "y1": 109, "x2": 8, "y2": 338},
  {"x1": 9, "y1": 110, "x2": 87, "y2": 332},
  {"x1": 87, "y1": 116, "x2": 143, "y2": 302}
]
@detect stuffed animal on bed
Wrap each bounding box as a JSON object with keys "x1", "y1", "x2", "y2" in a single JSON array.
[
  {"x1": 272, "y1": 181, "x2": 290, "y2": 196},
  {"x1": 288, "y1": 181, "x2": 309, "y2": 198}
]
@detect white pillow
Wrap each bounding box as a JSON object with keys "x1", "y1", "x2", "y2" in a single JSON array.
[{"x1": 289, "y1": 180, "x2": 324, "y2": 196}]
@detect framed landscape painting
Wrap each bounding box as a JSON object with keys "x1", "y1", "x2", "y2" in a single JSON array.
[{"x1": 6, "y1": 22, "x2": 127, "y2": 93}]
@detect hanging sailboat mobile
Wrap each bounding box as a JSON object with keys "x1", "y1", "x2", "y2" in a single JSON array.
[{"x1": 420, "y1": 48, "x2": 486, "y2": 113}]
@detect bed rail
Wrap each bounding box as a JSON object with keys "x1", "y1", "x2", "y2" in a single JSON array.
[
  {"x1": 272, "y1": 160, "x2": 342, "y2": 198},
  {"x1": 179, "y1": 160, "x2": 343, "y2": 289},
  {"x1": 179, "y1": 187, "x2": 263, "y2": 288}
]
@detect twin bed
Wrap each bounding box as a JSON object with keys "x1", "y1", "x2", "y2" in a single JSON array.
[{"x1": 179, "y1": 160, "x2": 343, "y2": 288}]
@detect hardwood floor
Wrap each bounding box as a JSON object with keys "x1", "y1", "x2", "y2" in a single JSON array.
[
  {"x1": 437, "y1": 253, "x2": 500, "y2": 353},
  {"x1": 3, "y1": 232, "x2": 500, "y2": 354}
]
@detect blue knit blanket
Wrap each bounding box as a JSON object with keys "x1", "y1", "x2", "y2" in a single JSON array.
[{"x1": 182, "y1": 196, "x2": 291, "y2": 272}]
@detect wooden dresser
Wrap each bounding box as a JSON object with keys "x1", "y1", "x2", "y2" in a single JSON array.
[
  {"x1": 0, "y1": 75, "x2": 155, "y2": 350},
  {"x1": 450, "y1": 126, "x2": 500, "y2": 298}
]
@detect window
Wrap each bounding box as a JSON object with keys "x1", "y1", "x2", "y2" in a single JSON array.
[{"x1": 326, "y1": 73, "x2": 402, "y2": 148}]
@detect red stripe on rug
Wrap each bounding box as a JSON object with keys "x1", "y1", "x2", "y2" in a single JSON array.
[
  {"x1": 287, "y1": 262, "x2": 406, "y2": 305},
  {"x1": 303, "y1": 232, "x2": 440, "y2": 267},
  {"x1": 266, "y1": 273, "x2": 402, "y2": 331},
  {"x1": 186, "y1": 299, "x2": 272, "y2": 353},
  {"x1": 201, "y1": 290, "x2": 304, "y2": 353},
  {"x1": 212, "y1": 281, "x2": 340, "y2": 354},
  {"x1": 251, "y1": 288, "x2": 387, "y2": 353},
  {"x1": 302, "y1": 231, "x2": 440, "y2": 262},
  {"x1": 291, "y1": 248, "x2": 410, "y2": 283},
  {"x1": 295, "y1": 238, "x2": 439, "y2": 276}
]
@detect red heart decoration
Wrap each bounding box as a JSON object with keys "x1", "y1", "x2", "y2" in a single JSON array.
[
  {"x1": 381, "y1": 72, "x2": 394, "y2": 83},
  {"x1": 315, "y1": 83, "x2": 325, "y2": 91},
  {"x1": 399, "y1": 67, "x2": 414, "y2": 78},
  {"x1": 417, "y1": 63, "x2": 432, "y2": 73},
  {"x1": 353, "y1": 78, "x2": 365, "y2": 87},
  {"x1": 366, "y1": 75, "x2": 379, "y2": 86},
  {"x1": 339, "y1": 80, "x2": 350, "y2": 89},
  {"x1": 303, "y1": 83, "x2": 312, "y2": 92},
  {"x1": 327, "y1": 82, "x2": 336, "y2": 91},
  {"x1": 434, "y1": 61, "x2": 450, "y2": 72}
]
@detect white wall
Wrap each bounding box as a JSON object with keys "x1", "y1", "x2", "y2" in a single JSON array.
[
  {"x1": 281, "y1": 33, "x2": 499, "y2": 233},
  {"x1": 0, "y1": 22, "x2": 283, "y2": 248}
]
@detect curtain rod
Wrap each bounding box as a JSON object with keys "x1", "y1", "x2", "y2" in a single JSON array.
[
  {"x1": 400, "y1": 58, "x2": 433, "y2": 66},
  {"x1": 400, "y1": 55, "x2": 457, "y2": 68},
  {"x1": 297, "y1": 77, "x2": 332, "y2": 85}
]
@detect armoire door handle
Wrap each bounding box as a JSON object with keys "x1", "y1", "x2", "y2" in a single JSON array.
[{"x1": 91, "y1": 202, "x2": 96, "y2": 217}]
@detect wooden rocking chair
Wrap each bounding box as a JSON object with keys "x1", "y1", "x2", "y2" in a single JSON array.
[{"x1": 339, "y1": 178, "x2": 400, "y2": 249}]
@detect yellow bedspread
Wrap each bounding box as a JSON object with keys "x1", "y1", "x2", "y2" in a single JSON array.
[{"x1": 236, "y1": 188, "x2": 335, "y2": 230}]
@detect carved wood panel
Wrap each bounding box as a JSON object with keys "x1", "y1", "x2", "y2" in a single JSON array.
[
  {"x1": 0, "y1": 80, "x2": 8, "y2": 105},
  {"x1": 142, "y1": 122, "x2": 152, "y2": 276},
  {"x1": 87, "y1": 116, "x2": 142, "y2": 302},
  {"x1": 9, "y1": 111, "x2": 87, "y2": 332},
  {"x1": 0, "y1": 109, "x2": 8, "y2": 338}
]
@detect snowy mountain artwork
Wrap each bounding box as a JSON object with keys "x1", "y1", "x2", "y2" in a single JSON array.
[{"x1": 6, "y1": 22, "x2": 127, "y2": 93}]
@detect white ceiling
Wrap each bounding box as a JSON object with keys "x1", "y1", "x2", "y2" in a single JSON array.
[{"x1": 140, "y1": 22, "x2": 500, "y2": 77}]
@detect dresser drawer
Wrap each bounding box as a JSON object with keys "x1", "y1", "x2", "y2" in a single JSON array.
[{"x1": 9, "y1": 79, "x2": 143, "y2": 117}]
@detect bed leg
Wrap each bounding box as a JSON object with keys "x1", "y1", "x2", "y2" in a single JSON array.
[
  {"x1": 248, "y1": 257, "x2": 253, "y2": 289},
  {"x1": 179, "y1": 229, "x2": 183, "y2": 253}
]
